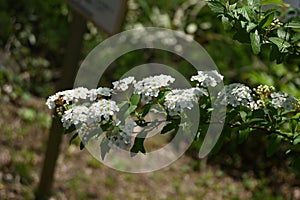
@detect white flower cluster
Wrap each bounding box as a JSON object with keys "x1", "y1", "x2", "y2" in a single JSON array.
[
  {"x1": 218, "y1": 83, "x2": 253, "y2": 108},
  {"x1": 61, "y1": 99, "x2": 119, "y2": 129},
  {"x1": 133, "y1": 74, "x2": 175, "y2": 103},
  {"x1": 46, "y1": 87, "x2": 112, "y2": 109},
  {"x1": 164, "y1": 88, "x2": 204, "y2": 116},
  {"x1": 191, "y1": 70, "x2": 223, "y2": 87},
  {"x1": 87, "y1": 99, "x2": 120, "y2": 122},
  {"x1": 270, "y1": 92, "x2": 298, "y2": 110},
  {"x1": 112, "y1": 76, "x2": 136, "y2": 91}
]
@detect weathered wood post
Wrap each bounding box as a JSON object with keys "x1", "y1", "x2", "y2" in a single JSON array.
[
  {"x1": 35, "y1": 11, "x2": 86, "y2": 200},
  {"x1": 35, "y1": 1, "x2": 127, "y2": 199}
]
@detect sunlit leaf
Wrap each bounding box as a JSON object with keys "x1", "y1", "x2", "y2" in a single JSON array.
[{"x1": 250, "y1": 30, "x2": 261, "y2": 54}]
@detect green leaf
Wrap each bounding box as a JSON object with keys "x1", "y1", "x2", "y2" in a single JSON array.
[
  {"x1": 64, "y1": 124, "x2": 76, "y2": 134},
  {"x1": 124, "y1": 105, "x2": 137, "y2": 119},
  {"x1": 236, "y1": 6, "x2": 257, "y2": 22},
  {"x1": 291, "y1": 33, "x2": 300, "y2": 43},
  {"x1": 130, "y1": 132, "x2": 146, "y2": 156},
  {"x1": 238, "y1": 129, "x2": 249, "y2": 144},
  {"x1": 269, "y1": 44, "x2": 281, "y2": 61},
  {"x1": 246, "y1": 23, "x2": 257, "y2": 32},
  {"x1": 266, "y1": 136, "x2": 281, "y2": 157},
  {"x1": 285, "y1": 19, "x2": 300, "y2": 29},
  {"x1": 100, "y1": 137, "x2": 110, "y2": 160},
  {"x1": 250, "y1": 30, "x2": 261, "y2": 54},
  {"x1": 277, "y1": 29, "x2": 289, "y2": 40},
  {"x1": 233, "y1": 28, "x2": 250, "y2": 43},
  {"x1": 161, "y1": 122, "x2": 178, "y2": 134},
  {"x1": 157, "y1": 89, "x2": 171, "y2": 104},
  {"x1": 117, "y1": 101, "x2": 128, "y2": 109},
  {"x1": 130, "y1": 94, "x2": 140, "y2": 106},
  {"x1": 248, "y1": 0, "x2": 261, "y2": 9},
  {"x1": 262, "y1": 0, "x2": 285, "y2": 6},
  {"x1": 259, "y1": 11, "x2": 275, "y2": 28},
  {"x1": 290, "y1": 119, "x2": 298, "y2": 134},
  {"x1": 140, "y1": 103, "x2": 152, "y2": 117},
  {"x1": 269, "y1": 37, "x2": 291, "y2": 52},
  {"x1": 100, "y1": 122, "x2": 112, "y2": 131},
  {"x1": 69, "y1": 133, "x2": 78, "y2": 145},
  {"x1": 112, "y1": 126, "x2": 120, "y2": 134},
  {"x1": 293, "y1": 136, "x2": 300, "y2": 145},
  {"x1": 206, "y1": 0, "x2": 226, "y2": 14},
  {"x1": 248, "y1": 118, "x2": 265, "y2": 125},
  {"x1": 239, "y1": 111, "x2": 247, "y2": 122},
  {"x1": 222, "y1": 15, "x2": 233, "y2": 30}
]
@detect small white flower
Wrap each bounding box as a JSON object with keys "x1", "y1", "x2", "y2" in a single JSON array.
[
  {"x1": 270, "y1": 92, "x2": 297, "y2": 110},
  {"x1": 191, "y1": 70, "x2": 223, "y2": 87},
  {"x1": 88, "y1": 99, "x2": 119, "y2": 123},
  {"x1": 218, "y1": 83, "x2": 253, "y2": 108},
  {"x1": 61, "y1": 105, "x2": 89, "y2": 128},
  {"x1": 164, "y1": 88, "x2": 204, "y2": 116},
  {"x1": 134, "y1": 75, "x2": 175, "y2": 104},
  {"x1": 88, "y1": 87, "x2": 112, "y2": 101},
  {"x1": 112, "y1": 77, "x2": 136, "y2": 91},
  {"x1": 45, "y1": 94, "x2": 59, "y2": 109}
]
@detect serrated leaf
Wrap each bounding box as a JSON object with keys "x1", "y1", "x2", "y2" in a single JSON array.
[
  {"x1": 248, "y1": 0, "x2": 260, "y2": 9},
  {"x1": 236, "y1": 6, "x2": 257, "y2": 22},
  {"x1": 130, "y1": 94, "x2": 140, "y2": 106},
  {"x1": 269, "y1": 37, "x2": 291, "y2": 52},
  {"x1": 206, "y1": 0, "x2": 226, "y2": 14},
  {"x1": 69, "y1": 133, "x2": 78, "y2": 145},
  {"x1": 246, "y1": 23, "x2": 257, "y2": 32},
  {"x1": 250, "y1": 30, "x2": 261, "y2": 54},
  {"x1": 266, "y1": 136, "x2": 281, "y2": 157}
]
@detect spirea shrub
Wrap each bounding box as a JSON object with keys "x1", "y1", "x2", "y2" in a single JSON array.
[{"x1": 46, "y1": 70, "x2": 300, "y2": 160}]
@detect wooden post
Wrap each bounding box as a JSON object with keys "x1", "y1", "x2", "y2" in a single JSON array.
[{"x1": 35, "y1": 11, "x2": 86, "y2": 200}]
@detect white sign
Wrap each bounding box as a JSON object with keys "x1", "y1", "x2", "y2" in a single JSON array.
[{"x1": 65, "y1": 0, "x2": 127, "y2": 35}]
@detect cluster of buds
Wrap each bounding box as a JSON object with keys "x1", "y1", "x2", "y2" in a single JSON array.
[
  {"x1": 270, "y1": 18, "x2": 283, "y2": 29},
  {"x1": 253, "y1": 85, "x2": 275, "y2": 99}
]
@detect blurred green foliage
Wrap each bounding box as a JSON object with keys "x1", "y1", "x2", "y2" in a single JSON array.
[{"x1": 0, "y1": 0, "x2": 299, "y2": 197}]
